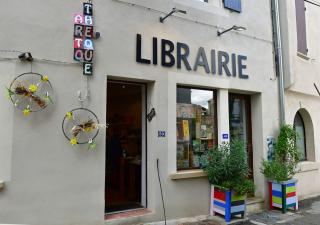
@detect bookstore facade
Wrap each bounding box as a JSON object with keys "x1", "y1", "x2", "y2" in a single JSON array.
[{"x1": 0, "y1": 1, "x2": 282, "y2": 225}]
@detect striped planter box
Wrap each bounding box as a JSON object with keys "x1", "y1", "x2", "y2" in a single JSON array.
[
  {"x1": 268, "y1": 179, "x2": 298, "y2": 213},
  {"x1": 210, "y1": 185, "x2": 246, "y2": 222}
]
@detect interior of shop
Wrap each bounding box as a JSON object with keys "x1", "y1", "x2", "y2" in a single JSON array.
[{"x1": 105, "y1": 81, "x2": 143, "y2": 213}]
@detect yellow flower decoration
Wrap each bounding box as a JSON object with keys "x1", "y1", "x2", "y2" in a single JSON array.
[
  {"x1": 70, "y1": 137, "x2": 78, "y2": 146},
  {"x1": 84, "y1": 127, "x2": 93, "y2": 132},
  {"x1": 41, "y1": 75, "x2": 49, "y2": 82},
  {"x1": 66, "y1": 112, "x2": 73, "y2": 120},
  {"x1": 28, "y1": 84, "x2": 38, "y2": 93},
  {"x1": 23, "y1": 108, "x2": 31, "y2": 116}
]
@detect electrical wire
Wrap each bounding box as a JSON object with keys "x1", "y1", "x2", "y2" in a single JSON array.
[
  {"x1": 0, "y1": 55, "x2": 79, "y2": 66},
  {"x1": 156, "y1": 158, "x2": 167, "y2": 225},
  {"x1": 305, "y1": 0, "x2": 320, "y2": 7}
]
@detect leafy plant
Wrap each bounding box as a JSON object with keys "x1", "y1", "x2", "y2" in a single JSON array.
[
  {"x1": 261, "y1": 124, "x2": 301, "y2": 182},
  {"x1": 203, "y1": 139, "x2": 255, "y2": 195}
]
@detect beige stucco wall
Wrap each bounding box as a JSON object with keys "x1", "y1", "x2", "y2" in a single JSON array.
[
  {"x1": 279, "y1": 0, "x2": 320, "y2": 200},
  {"x1": 0, "y1": 0, "x2": 279, "y2": 224}
]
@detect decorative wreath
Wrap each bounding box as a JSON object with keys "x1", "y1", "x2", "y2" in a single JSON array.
[
  {"x1": 6, "y1": 72, "x2": 53, "y2": 116},
  {"x1": 62, "y1": 108, "x2": 107, "y2": 150}
]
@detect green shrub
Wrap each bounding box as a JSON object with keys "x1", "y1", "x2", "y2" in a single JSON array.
[
  {"x1": 261, "y1": 124, "x2": 301, "y2": 182},
  {"x1": 203, "y1": 139, "x2": 255, "y2": 195}
]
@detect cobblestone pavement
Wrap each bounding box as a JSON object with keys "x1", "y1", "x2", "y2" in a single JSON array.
[
  {"x1": 180, "y1": 196, "x2": 320, "y2": 225},
  {"x1": 241, "y1": 195, "x2": 320, "y2": 225}
]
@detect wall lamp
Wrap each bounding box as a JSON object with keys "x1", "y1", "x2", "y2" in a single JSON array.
[
  {"x1": 160, "y1": 7, "x2": 187, "y2": 23},
  {"x1": 217, "y1": 25, "x2": 246, "y2": 36}
]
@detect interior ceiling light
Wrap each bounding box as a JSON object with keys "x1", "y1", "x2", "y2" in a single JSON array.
[
  {"x1": 217, "y1": 25, "x2": 247, "y2": 36},
  {"x1": 160, "y1": 7, "x2": 187, "y2": 23}
]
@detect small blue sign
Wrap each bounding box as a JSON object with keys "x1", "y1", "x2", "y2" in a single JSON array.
[
  {"x1": 222, "y1": 133, "x2": 229, "y2": 139},
  {"x1": 158, "y1": 131, "x2": 166, "y2": 137}
]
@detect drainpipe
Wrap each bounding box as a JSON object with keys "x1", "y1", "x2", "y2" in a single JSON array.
[{"x1": 271, "y1": 0, "x2": 286, "y2": 125}]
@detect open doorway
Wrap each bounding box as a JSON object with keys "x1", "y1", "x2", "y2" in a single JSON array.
[{"x1": 105, "y1": 81, "x2": 146, "y2": 214}]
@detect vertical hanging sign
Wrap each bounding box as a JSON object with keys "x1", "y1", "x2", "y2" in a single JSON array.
[{"x1": 73, "y1": 1, "x2": 94, "y2": 76}]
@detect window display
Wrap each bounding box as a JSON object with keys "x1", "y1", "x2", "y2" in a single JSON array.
[{"x1": 176, "y1": 87, "x2": 217, "y2": 170}]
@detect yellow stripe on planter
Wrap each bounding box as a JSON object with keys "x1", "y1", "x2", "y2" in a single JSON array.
[
  {"x1": 272, "y1": 196, "x2": 282, "y2": 205},
  {"x1": 286, "y1": 186, "x2": 296, "y2": 193}
]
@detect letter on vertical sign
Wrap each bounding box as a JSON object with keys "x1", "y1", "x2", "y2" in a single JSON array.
[
  {"x1": 74, "y1": 49, "x2": 84, "y2": 61},
  {"x1": 84, "y1": 15, "x2": 93, "y2": 25},
  {"x1": 83, "y1": 39, "x2": 94, "y2": 50},
  {"x1": 84, "y1": 26, "x2": 93, "y2": 38},
  {"x1": 83, "y1": 63, "x2": 93, "y2": 75},
  {"x1": 74, "y1": 14, "x2": 84, "y2": 24},
  {"x1": 74, "y1": 25, "x2": 84, "y2": 37},
  {"x1": 74, "y1": 38, "x2": 83, "y2": 49},
  {"x1": 84, "y1": 50, "x2": 93, "y2": 62},
  {"x1": 83, "y1": 3, "x2": 93, "y2": 15}
]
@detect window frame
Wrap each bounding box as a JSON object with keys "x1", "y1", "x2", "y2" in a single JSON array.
[
  {"x1": 176, "y1": 85, "x2": 218, "y2": 171},
  {"x1": 294, "y1": 112, "x2": 307, "y2": 161},
  {"x1": 295, "y1": 0, "x2": 308, "y2": 56}
]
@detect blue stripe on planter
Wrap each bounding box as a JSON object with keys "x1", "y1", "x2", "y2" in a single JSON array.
[
  {"x1": 287, "y1": 203, "x2": 296, "y2": 208},
  {"x1": 214, "y1": 200, "x2": 226, "y2": 209},
  {"x1": 214, "y1": 204, "x2": 226, "y2": 213},
  {"x1": 287, "y1": 197, "x2": 297, "y2": 205},
  {"x1": 272, "y1": 183, "x2": 282, "y2": 192},
  {"x1": 272, "y1": 190, "x2": 282, "y2": 198},
  {"x1": 231, "y1": 205, "x2": 245, "y2": 213},
  {"x1": 286, "y1": 182, "x2": 295, "y2": 187}
]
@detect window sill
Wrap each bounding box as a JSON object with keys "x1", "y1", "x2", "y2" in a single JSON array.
[
  {"x1": 297, "y1": 52, "x2": 310, "y2": 61},
  {"x1": 297, "y1": 161, "x2": 320, "y2": 173},
  {"x1": 170, "y1": 169, "x2": 207, "y2": 180},
  {"x1": 173, "y1": 0, "x2": 229, "y2": 17}
]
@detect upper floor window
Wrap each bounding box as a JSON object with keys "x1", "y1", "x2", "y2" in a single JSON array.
[
  {"x1": 295, "y1": 0, "x2": 308, "y2": 55},
  {"x1": 223, "y1": 0, "x2": 242, "y2": 12}
]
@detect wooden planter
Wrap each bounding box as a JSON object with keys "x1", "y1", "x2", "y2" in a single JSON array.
[
  {"x1": 210, "y1": 185, "x2": 246, "y2": 222},
  {"x1": 268, "y1": 179, "x2": 298, "y2": 213}
]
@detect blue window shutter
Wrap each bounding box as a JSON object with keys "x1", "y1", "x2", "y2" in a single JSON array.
[{"x1": 223, "y1": 0, "x2": 242, "y2": 13}]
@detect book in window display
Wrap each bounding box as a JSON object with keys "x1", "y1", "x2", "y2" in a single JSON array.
[
  {"x1": 192, "y1": 139, "x2": 200, "y2": 153},
  {"x1": 177, "y1": 103, "x2": 195, "y2": 118},
  {"x1": 182, "y1": 120, "x2": 190, "y2": 141},
  {"x1": 192, "y1": 154, "x2": 200, "y2": 168},
  {"x1": 177, "y1": 143, "x2": 190, "y2": 170}
]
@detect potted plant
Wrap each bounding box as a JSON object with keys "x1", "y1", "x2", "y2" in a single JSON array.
[
  {"x1": 261, "y1": 124, "x2": 301, "y2": 213},
  {"x1": 202, "y1": 139, "x2": 255, "y2": 222}
]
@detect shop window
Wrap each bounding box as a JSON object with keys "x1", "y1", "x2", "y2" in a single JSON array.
[
  {"x1": 176, "y1": 87, "x2": 217, "y2": 170},
  {"x1": 294, "y1": 112, "x2": 307, "y2": 160},
  {"x1": 295, "y1": 0, "x2": 308, "y2": 55}
]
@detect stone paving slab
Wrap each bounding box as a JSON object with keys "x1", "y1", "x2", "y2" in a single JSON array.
[
  {"x1": 142, "y1": 195, "x2": 320, "y2": 225},
  {"x1": 238, "y1": 195, "x2": 320, "y2": 225},
  {"x1": 182, "y1": 220, "x2": 223, "y2": 225}
]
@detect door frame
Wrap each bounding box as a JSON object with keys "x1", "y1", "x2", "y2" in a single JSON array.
[{"x1": 229, "y1": 93, "x2": 253, "y2": 179}]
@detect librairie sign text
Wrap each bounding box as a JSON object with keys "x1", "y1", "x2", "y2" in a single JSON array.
[{"x1": 136, "y1": 34, "x2": 249, "y2": 79}]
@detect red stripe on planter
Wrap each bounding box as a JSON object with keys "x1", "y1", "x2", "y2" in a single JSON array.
[
  {"x1": 286, "y1": 192, "x2": 296, "y2": 198},
  {"x1": 214, "y1": 190, "x2": 226, "y2": 201}
]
